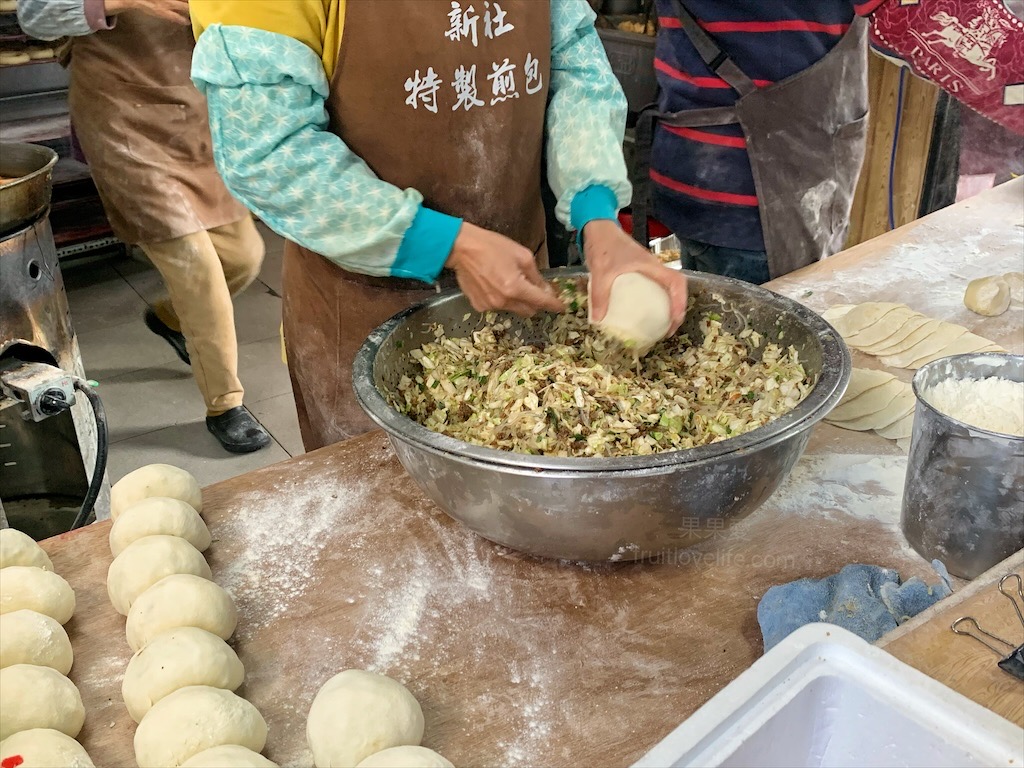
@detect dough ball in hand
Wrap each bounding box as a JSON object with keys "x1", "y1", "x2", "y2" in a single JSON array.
[
  {"x1": 0, "y1": 728, "x2": 95, "y2": 768},
  {"x1": 134, "y1": 686, "x2": 267, "y2": 768},
  {"x1": 126, "y1": 574, "x2": 237, "y2": 652},
  {"x1": 963, "y1": 275, "x2": 1011, "y2": 316},
  {"x1": 109, "y1": 496, "x2": 211, "y2": 556},
  {"x1": 0, "y1": 664, "x2": 85, "y2": 740},
  {"x1": 357, "y1": 746, "x2": 454, "y2": 767},
  {"x1": 0, "y1": 528, "x2": 53, "y2": 570},
  {"x1": 0, "y1": 566, "x2": 75, "y2": 624},
  {"x1": 591, "y1": 272, "x2": 672, "y2": 354},
  {"x1": 0, "y1": 609, "x2": 73, "y2": 674},
  {"x1": 111, "y1": 464, "x2": 202, "y2": 519},
  {"x1": 107, "y1": 535, "x2": 211, "y2": 616},
  {"x1": 306, "y1": 670, "x2": 425, "y2": 768}
]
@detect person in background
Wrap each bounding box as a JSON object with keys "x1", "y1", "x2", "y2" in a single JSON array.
[
  {"x1": 636, "y1": 0, "x2": 1023, "y2": 285},
  {"x1": 189, "y1": 0, "x2": 688, "y2": 451},
  {"x1": 633, "y1": 0, "x2": 887, "y2": 284},
  {"x1": 18, "y1": 0, "x2": 272, "y2": 454}
]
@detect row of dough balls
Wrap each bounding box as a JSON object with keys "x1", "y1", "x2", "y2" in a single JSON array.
[
  {"x1": 0, "y1": 529, "x2": 96, "y2": 767},
  {"x1": 108, "y1": 464, "x2": 275, "y2": 768},
  {"x1": 307, "y1": 669, "x2": 454, "y2": 767}
]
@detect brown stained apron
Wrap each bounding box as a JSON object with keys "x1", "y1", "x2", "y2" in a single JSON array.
[
  {"x1": 633, "y1": 0, "x2": 869, "y2": 279},
  {"x1": 283, "y1": 0, "x2": 551, "y2": 450},
  {"x1": 65, "y1": 12, "x2": 246, "y2": 244}
]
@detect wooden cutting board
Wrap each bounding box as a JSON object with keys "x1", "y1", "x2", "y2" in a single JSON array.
[{"x1": 880, "y1": 550, "x2": 1024, "y2": 727}]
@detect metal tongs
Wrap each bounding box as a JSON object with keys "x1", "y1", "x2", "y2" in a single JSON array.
[{"x1": 951, "y1": 573, "x2": 1024, "y2": 680}]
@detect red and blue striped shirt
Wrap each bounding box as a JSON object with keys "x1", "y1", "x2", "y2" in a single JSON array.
[{"x1": 651, "y1": 0, "x2": 886, "y2": 252}]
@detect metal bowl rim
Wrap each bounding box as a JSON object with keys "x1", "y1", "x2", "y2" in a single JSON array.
[
  {"x1": 0, "y1": 142, "x2": 59, "y2": 190},
  {"x1": 911, "y1": 352, "x2": 1024, "y2": 441},
  {"x1": 354, "y1": 268, "x2": 851, "y2": 472}
]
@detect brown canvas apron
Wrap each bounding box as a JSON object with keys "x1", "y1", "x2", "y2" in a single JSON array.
[
  {"x1": 65, "y1": 13, "x2": 246, "y2": 244},
  {"x1": 633, "y1": 0, "x2": 869, "y2": 279},
  {"x1": 283, "y1": 0, "x2": 551, "y2": 450}
]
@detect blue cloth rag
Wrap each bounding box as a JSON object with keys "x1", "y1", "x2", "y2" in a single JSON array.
[{"x1": 757, "y1": 561, "x2": 953, "y2": 652}]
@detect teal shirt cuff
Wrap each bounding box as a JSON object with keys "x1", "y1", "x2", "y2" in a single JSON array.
[
  {"x1": 571, "y1": 184, "x2": 620, "y2": 246},
  {"x1": 392, "y1": 206, "x2": 463, "y2": 283}
]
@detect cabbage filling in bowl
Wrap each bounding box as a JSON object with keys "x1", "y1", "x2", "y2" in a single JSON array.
[{"x1": 390, "y1": 279, "x2": 813, "y2": 458}]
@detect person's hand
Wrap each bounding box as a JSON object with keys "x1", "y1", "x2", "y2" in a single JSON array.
[
  {"x1": 583, "y1": 219, "x2": 688, "y2": 334},
  {"x1": 446, "y1": 222, "x2": 565, "y2": 316},
  {"x1": 103, "y1": 0, "x2": 190, "y2": 24}
]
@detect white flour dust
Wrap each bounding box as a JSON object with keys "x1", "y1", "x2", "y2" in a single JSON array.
[
  {"x1": 762, "y1": 453, "x2": 909, "y2": 525},
  {"x1": 216, "y1": 469, "x2": 369, "y2": 638},
  {"x1": 923, "y1": 376, "x2": 1024, "y2": 435}
]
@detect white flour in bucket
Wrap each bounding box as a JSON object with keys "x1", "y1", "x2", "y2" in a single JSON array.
[{"x1": 922, "y1": 377, "x2": 1024, "y2": 436}]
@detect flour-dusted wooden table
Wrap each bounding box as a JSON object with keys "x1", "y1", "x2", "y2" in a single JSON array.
[{"x1": 42, "y1": 180, "x2": 1024, "y2": 767}]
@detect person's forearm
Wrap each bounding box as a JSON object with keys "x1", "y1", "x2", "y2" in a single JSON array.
[
  {"x1": 193, "y1": 24, "x2": 457, "y2": 282},
  {"x1": 16, "y1": 0, "x2": 112, "y2": 40},
  {"x1": 546, "y1": 0, "x2": 631, "y2": 232}
]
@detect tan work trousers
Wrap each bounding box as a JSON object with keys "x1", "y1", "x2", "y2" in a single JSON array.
[{"x1": 139, "y1": 216, "x2": 265, "y2": 416}]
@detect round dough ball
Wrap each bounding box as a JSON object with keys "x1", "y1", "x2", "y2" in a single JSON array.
[
  {"x1": 0, "y1": 609, "x2": 73, "y2": 674},
  {"x1": 963, "y1": 275, "x2": 1011, "y2": 316},
  {"x1": 109, "y1": 497, "x2": 211, "y2": 556},
  {"x1": 1003, "y1": 271, "x2": 1024, "y2": 303},
  {"x1": 0, "y1": 529, "x2": 53, "y2": 570},
  {"x1": 111, "y1": 464, "x2": 202, "y2": 520},
  {"x1": 357, "y1": 746, "x2": 454, "y2": 768},
  {"x1": 107, "y1": 535, "x2": 211, "y2": 615},
  {"x1": 592, "y1": 272, "x2": 672, "y2": 354},
  {"x1": 0, "y1": 566, "x2": 75, "y2": 624},
  {"x1": 0, "y1": 728, "x2": 95, "y2": 768},
  {"x1": 126, "y1": 574, "x2": 237, "y2": 652},
  {"x1": 306, "y1": 670, "x2": 425, "y2": 768},
  {"x1": 180, "y1": 745, "x2": 278, "y2": 767},
  {"x1": 134, "y1": 686, "x2": 267, "y2": 768},
  {"x1": 0, "y1": 664, "x2": 85, "y2": 740},
  {"x1": 123, "y1": 627, "x2": 244, "y2": 722}
]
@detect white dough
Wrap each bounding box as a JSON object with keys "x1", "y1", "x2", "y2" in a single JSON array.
[
  {"x1": 307, "y1": 669, "x2": 425, "y2": 768},
  {"x1": 357, "y1": 746, "x2": 455, "y2": 768},
  {"x1": 111, "y1": 464, "x2": 202, "y2": 520},
  {"x1": 134, "y1": 686, "x2": 267, "y2": 768},
  {"x1": 0, "y1": 664, "x2": 85, "y2": 740},
  {"x1": 845, "y1": 306, "x2": 919, "y2": 348},
  {"x1": 831, "y1": 388, "x2": 915, "y2": 431},
  {"x1": 826, "y1": 377, "x2": 903, "y2": 423},
  {"x1": 0, "y1": 529, "x2": 53, "y2": 570},
  {"x1": 126, "y1": 573, "x2": 237, "y2": 652},
  {"x1": 109, "y1": 497, "x2": 211, "y2": 556},
  {"x1": 963, "y1": 275, "x2": 1011, "y2": 316},
  {"x1": 831, "y1": 302, "x2": 905, "y2": 338},
  {"x1": 107, "y1": 535, "x2": 211, "y2": 615},
  {"x1": 0, "y1": 609, "x2": 73, "y2": 674},
  {"x1": 0, "y1": 566, "x2": 75, "y2": 623},
  {"x1": 591, "y1": 272, "x2": 672, "y2": 354},
  {"x1": 123, "y1": 626, "x2": 244, "y2": 722},
  {"x1": 906, "y1": 332, "x2": 1005, "y2": 368},
  {"x1": 877, "y1": 323, "x2": 970, "y2": 369},
  {"x1": 180, "y1": 745, "x2": 278, "y2": 767},
  {"x1": 0, "y1": 728, "x2": 95, "y2": 768},
  {"x1": 1003, "y1": 271, "x2": 1024, "y2": 303}
]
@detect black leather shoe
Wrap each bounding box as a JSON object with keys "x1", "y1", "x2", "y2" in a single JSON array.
[
  {"x1": 206, "y1": 406, "x2": 272, "y2": 454},
  {"x1": 144, "y1": 308, "x2": 190, "y2": 365}
]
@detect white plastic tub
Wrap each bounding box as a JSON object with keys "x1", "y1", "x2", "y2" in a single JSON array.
[{"x1": 633, "y1": 623, "x2": 1024, "y2": 768}]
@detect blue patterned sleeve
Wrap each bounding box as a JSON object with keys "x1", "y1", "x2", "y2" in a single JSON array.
[
  {"x1": 547, "y1": 0, "x2": 631, "y2": 231},
  {"x1": 191, "y1": 25, "x2": 458, "y2": 283}
]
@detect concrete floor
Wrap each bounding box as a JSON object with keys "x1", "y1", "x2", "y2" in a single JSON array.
[{"x1": 64, "y1": 224, "x2": 303, "y2": 488}]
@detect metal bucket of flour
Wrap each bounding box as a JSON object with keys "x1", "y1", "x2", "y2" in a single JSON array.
[{"x1": 902, "y1": 353, "x2": 1024, "y2": 579}]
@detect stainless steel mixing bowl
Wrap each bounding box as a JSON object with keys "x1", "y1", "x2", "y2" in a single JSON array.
[{"x1": 354, "y1": 268, "x2": 850, "y2": 561}]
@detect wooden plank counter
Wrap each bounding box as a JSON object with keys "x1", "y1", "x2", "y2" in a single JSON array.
[{"x1": 42, "y1": 179, "x2": 1023, "y2": 767}]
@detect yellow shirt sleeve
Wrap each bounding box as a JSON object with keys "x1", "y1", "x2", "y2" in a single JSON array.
[{"x1": 191, "y1": 0, "x2": 345, "y2": 80}]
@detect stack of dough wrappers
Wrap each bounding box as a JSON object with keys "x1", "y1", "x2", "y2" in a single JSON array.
[{"x1": 820, "y1": 302, "x2": 1004, "y2": 445}]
